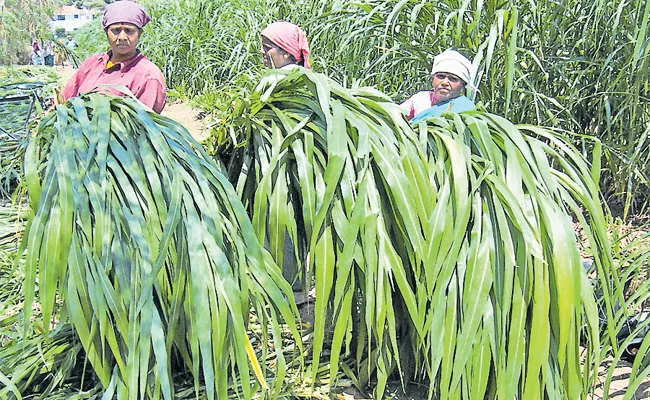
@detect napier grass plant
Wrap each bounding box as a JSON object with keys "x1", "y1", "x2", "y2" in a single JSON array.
[
  {"x1": 1, "y1": 94, "x2": 301, "y2": 400},
  {"x1": 217, "y1": 67, "x2": 632, "y2": 398},
  {"x1": 127, "y1": 0, "x2": 650, "y2": 213},
  {"x1": 140, "y1": 0, "x2": 269, "y2": 99},
  {"x1": 303, "y1": 0, "x2": 650, "y2": 214}
]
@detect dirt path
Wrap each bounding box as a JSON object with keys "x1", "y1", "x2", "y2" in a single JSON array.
[
  {"x1": 595, "y1": 362, "x2": 650, "y2": 399},
  {"x1": 55, "y1": 66, "x2": 210, "y2": 140},
  {"x1": 159, "y1": 101, "x2": 210, "y2": 141}
]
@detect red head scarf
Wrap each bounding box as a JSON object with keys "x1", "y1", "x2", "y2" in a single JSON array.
[{"x1": 261, "y1": 21, "x2": 311, "y2": 69}]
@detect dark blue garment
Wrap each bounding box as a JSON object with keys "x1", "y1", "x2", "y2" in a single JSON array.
[{"x1": 410, "y1": 96, "x2": 475, "y2": 124}]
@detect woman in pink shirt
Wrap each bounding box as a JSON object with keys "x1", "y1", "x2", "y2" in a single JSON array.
[{"x1": 62, "y1": 1, "x2": 166, "y2": 113}]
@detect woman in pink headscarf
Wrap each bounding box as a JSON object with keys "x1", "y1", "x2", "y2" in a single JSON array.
[
  {"x1": 258, "y1": 21, "x2": 312, "y2": 295},
  {"x1": 62, "y1": 1, "x2": 166, "y2": 113},
  {"x1": 260, "y1": 21, "x2": 310, "y2": 70}
]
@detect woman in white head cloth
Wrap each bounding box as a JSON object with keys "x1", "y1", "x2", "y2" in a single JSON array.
[{"x1": 401, "y1": 50, "x2": 476, "y2": 123}]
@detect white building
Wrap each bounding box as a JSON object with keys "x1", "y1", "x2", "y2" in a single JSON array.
[{"x1": 49, "y1": 5, "x2": 93, "y2": 32}]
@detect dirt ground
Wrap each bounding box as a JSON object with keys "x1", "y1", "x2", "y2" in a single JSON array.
[
  {"x1": 159, "y1": 101, "x2": 210, "y2": 140},
  {"x1": 592, "y1": 360, "x2": 650, "y2": 399}
]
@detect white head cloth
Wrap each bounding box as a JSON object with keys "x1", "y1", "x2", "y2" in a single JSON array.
[{"x1": 431, "y1": 50, "x2": 475, "y2": 89}]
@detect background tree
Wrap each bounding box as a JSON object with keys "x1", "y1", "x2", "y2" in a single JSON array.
[{"x1": 0, "y1": 0, "x2": 62, "y2": 65}]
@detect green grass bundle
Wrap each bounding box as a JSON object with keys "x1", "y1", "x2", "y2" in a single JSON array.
[
  {"x1": 0, "y1": 205, "x2": 26, "y2": 327},
  {"x1": 220, "y1": 67, "x2": 624, "y2": 398},
  {"x1": 410, "y1": 113, "x2": 624, "y2": 399},
  {"x1": 6, "y1": 94, "x2": 300, "y2": 400},
  {"x1": 222, "y1": 68, "x2": 424, "y2": 397},
  {"x1": 0, "y1": 124, "x2": 29, "y2": 198}
]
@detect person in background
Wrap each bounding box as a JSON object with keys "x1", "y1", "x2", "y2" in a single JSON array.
[
  {"x1": 64, "y1": 34, "x2": 78, "y2": 67},
  {"x1": 61, "y1": 1, "x2": 166, "y2": 113},
  {"x1": 54, "y1": 37, "x2": 65, "y2": 67},
  {"x1": 65, "y1": 34, "x2": 78, "y2": 50},
  {"x1": 259, "y1": 21, "x2": 311, "y2": 297},
  {"x1": 401, "y1": 50, "x2": 476, "y2": 123},
  {"x1": 31, "y1": 40, "x2": 43, "y2": 65},
  {"x1": 44, "y1": 40, "x2": 55, "y2": 67},
  {"x1": 260, "y1": 21, "x2": 310, "y2": 70}
]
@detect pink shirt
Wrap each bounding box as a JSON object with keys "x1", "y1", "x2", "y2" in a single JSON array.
[
  {"x1": 400, "y1": 91, "x2": 435, "y2": 120},
  {"x1": 62, "y1": 51, "x2": 166, "y2": 113}
]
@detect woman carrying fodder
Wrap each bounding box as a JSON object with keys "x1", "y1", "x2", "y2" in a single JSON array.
[
  {"x1": 61, "y1": 2, "x2": 166, "y2": 114},
  {"x1": 5, "y1": 94, "x2": 301, "y2": 400},
  {"x1": 220, "y1": 67, "x2": 621, "y2": 399}
]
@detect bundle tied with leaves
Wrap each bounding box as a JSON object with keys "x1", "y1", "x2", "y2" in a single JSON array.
[
  {"x1": 221, "y1": 68, "x2": 621, "y2": 399},
  {"x1": 12, "y1": 94, "x2": 300, "y2": 400}
]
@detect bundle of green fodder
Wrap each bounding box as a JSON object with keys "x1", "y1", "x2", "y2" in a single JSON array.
[
  {"x1": 0, "y1": 66, "x2": 59, "y2": 88},
  {"x1": 0, "y1": 66, "x2": 58, "y2": 198},
  {"x1": 0, "y1": 205, "x2": 26, "y2": 327},
  {"x1": 2, "y1": 94, "x2": 300, "y2": 400},
  {"x1": 219, "y1": 67, "x2": 623, "y2": 399},
  {"x1": 409, "y1": 114, "x2": 627, "y2": 399}
]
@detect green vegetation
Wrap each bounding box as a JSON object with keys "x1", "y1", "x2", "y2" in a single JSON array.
[
  {"x1": 2, "y1": 93, "x2": 301, "y2": 399},
  {"x1": 220, "y1": 68, "x2": 626, "y2": 398},
  {"x1": 0, "y1": 66, "x2": 58, "y2": 198},
  {"x1": 2, "y1": 0, "x2": 650, "y2": 398},
  {"x1": 70, "y1": 19, "x2": 107, "y2": 62},
  {"x1": 122, "y1": 0, "x2": 650, "y2": 215},
  {"x1": 0, "y1": 0, "x2": 61, "y2": 65},
  {"x1": 3, "y1": 65, "x2": 630, "y2": 400}
]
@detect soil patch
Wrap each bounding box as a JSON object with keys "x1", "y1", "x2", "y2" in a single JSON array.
[{"x1": 160, "y1": 101, "x2": 210, "y2": 141}]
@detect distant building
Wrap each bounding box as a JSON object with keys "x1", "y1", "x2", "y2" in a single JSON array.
[{"x1": 49, "y1": 5, "x2": 93, "y2": 32}]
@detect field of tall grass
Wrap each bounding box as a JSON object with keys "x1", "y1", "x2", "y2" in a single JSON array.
[
  {"x1": 69, "y1": 0, "x2": 650, "y2": 216},
  {"x1": 131, "y1": 0, "x2": 650, "y2": 216},
  {"x1": 1, "y1": 0, "x2": 650, "y2": 399}
]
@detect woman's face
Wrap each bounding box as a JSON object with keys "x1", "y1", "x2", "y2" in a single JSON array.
[
  {"x1": 260, "y1": 36, "x2": 293, "y2": 68},
  {"x1": 431, "y1": 72, "x2": 466, "y2": 103},
  {"x1": 106, "y1": 23, "x2": 140, "y2": 60}
]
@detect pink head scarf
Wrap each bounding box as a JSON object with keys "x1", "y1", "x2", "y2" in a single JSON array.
[
  {"x1": 102, "y1": 1, "x2": 151, "y2": 29},
  {"x1": 261, "y1": 21, "x2": 311, "y2": 69}
]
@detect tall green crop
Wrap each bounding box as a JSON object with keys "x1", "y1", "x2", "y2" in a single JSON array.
[
  {"x1": 305, "y1": 0, "x2": 650, "y2": 215},
  {"x1": 119, "y1": 0, "x2": 650, "y2": 214},
  {"x1": 2, "y1": 94, "x2": 301, "y2": 400}
]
